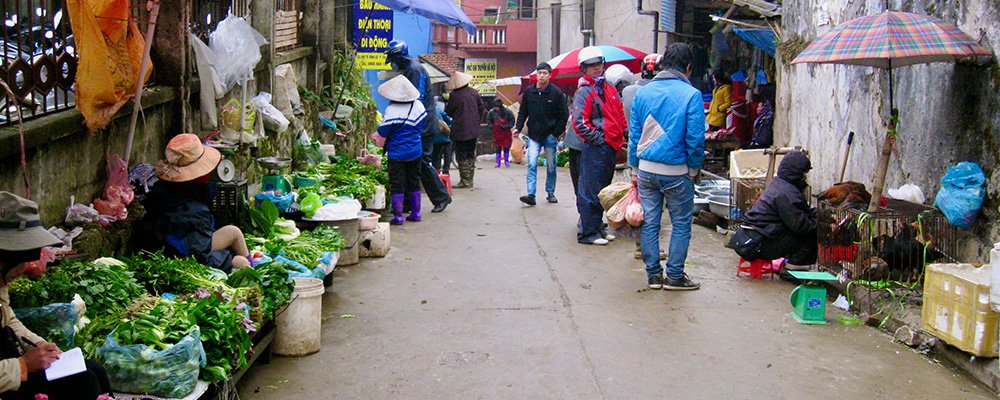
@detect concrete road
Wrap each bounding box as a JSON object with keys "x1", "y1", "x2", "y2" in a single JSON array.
[{"x1": 238, "y1": 161, "x2": 991, "y2": 399}]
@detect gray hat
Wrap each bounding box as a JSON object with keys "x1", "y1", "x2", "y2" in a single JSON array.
[{"x1": 0, "y1": 192, "x2": 62, "y2": 251}]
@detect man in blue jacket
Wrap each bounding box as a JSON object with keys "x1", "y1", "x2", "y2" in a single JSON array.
[{"x1": 628, "y1": 43, "x2": 705, "y2": 291}]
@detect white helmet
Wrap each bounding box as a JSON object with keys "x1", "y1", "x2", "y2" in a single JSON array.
[{"x1": 577, "y1": 46, "x2": 605, "y2": 69}]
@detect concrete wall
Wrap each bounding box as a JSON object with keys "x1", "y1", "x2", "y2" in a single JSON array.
[
  {"x1": 536, "y1": 0, "x2": 668, "y2": 63},
  {"x1": 778, "y1": 0, "x2": 1000, "y2": 261},
  {"x1": 536, "y1": 0, "x2": 583, "y2": 63}
]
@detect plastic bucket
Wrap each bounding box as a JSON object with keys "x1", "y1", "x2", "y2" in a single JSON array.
[{"x1": 273, "y1": 278, "x2": 325, "y2": 356}]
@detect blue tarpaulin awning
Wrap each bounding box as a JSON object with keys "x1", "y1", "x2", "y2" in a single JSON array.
[
  {"x1": 371, "y1": 0, "x2": 477, "y2": 35},
  {"x1": 733, "y1": 28, "x2": 777, "y2": 57}
]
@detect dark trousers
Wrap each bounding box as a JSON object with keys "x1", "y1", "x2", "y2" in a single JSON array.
[
  {"x1": 576, "y1": 143, "x2": 616, "y2": 242},
  {"x1": 731, "y1": 227, "x2": 818, "y2": 266},
  {"x1": 419, "y1": 139, "x2": 451, "y2": 205},
  {"x1": 568, "y1": 149, "x2": 582, "y2": 196},
  {"x1": 431, "y1": 142, "x2": 453, "y2": 173},
  {"x1": 388, "y1": 159, "x2": 422, "y2": 194},
  {"x1": 453, "y1": 139, "x2": 478, "y2": 161},
  {"x1": 494, "y1": 146, "x2": 510, "y2": 153},
  {"x1": 4, "y1": 360, "x2": 111, "y2": 400}
]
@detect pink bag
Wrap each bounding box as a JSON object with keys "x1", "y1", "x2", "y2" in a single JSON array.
[
  {"x1": 95, "y1": 154, "x2": 134, "y2": 221},
  {"x1": 607, "y1": 185, "x2": 644, "y2": 228}
]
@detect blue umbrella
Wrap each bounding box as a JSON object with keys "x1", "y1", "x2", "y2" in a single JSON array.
[{"x1": 375, "y1": 0, "x2": 477, "y2": 35}]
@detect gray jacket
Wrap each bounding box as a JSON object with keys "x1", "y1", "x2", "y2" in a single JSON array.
[{"x1": 621, "y1": 78, "x2": 652, "y2": 124}]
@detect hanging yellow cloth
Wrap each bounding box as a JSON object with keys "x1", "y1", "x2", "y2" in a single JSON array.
[{"x1": 68, "y1": 0, "x2": 152, "y2": 132}]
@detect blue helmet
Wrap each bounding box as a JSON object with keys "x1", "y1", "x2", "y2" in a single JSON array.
[{"x1": 386, "y1": 40, "x2": 408, "y2": 57}]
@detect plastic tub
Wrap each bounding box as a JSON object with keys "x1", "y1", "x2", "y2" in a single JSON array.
[
  {"x1": 358, "y1": 211, "x2": 380, "y2": 231},
  {"x1": 273, "y1": 278, "x2": 325, "y2": 356},
  {"x1": 707, "y1": 195, "x2": 733, "y2": 219}
]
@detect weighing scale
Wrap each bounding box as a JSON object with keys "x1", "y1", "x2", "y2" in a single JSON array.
[
  {"x1": 256, "y1": 157, "x2": 292, "y2": 194},
  {"x1": 787, "y1": 270, "x2": 838, "y2": 325}
]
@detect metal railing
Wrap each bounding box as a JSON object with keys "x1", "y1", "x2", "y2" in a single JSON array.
[{"x1": 1, "y1": 0, "x2": 75, "y2": 125}]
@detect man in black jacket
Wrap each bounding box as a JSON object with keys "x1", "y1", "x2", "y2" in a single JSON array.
[
  {"x1": 385, "y1": 40, "x2": 452, "y2": 213},
  {"x1": 514, "y1": 63, "x2": 568, "y2": 206},
  {"x1": 730, "y1": 150, "x2": 818, "y2": 269}
]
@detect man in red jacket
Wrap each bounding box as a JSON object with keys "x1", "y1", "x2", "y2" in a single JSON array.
[{"x1": 571, "y1": 46, "x2": 627, "y2": 245}]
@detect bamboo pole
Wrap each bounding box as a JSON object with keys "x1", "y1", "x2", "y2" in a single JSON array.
[{"x1": 124, "y1": 0, "x2": 161, "y2": 165}]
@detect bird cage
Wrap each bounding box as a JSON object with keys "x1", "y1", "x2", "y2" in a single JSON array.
[
  {"x1": 818, "y1": 198, "x2": 961, "y2": 314},
  {"x1": 731, "y1": 177, "x2": 766, "y2": 224}
]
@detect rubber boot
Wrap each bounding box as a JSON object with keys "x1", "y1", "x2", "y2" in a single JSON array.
[
  {"x1": 390, "y1": 193, "x2": 405, "y2": 225},
  {"x1": 464, "y1": 159, "x2": 476, "y2": 188},
  {"x1": 495, "y1": 152, "x2": 502, "y2": 168},
  {"x1": 454, "y1": 159, "x2": 473, "y2": 188},
  {"x1": 504, "y1": 151, "x2": 510, "y2": 167},
  {"x1": 406, "y1": 191, "x2": 422, "y2": 222}
]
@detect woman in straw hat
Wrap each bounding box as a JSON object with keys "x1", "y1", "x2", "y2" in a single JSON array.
[
  {"x1": 137, "y1": 134, "x2": 251, "y2": 272},
  {"x1": 377, "y1": 75, "x2": 428, "y2": 225},
  {"x1": 444, "y1": 71, "x2": 485, "y2": 188},
  {"x1": 0, "y1": 192, "x2": 113, "y2": 399}
]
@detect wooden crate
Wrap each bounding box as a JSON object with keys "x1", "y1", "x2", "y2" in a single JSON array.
[{"x1": 274, "y1": 10, "x2": 300, "y2": 50}]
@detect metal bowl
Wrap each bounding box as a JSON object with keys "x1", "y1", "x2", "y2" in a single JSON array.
[
  {"x1": 256, "y1": 157, "x2": 292, "y2": 169},
  {"x1": 707, "y1": 195, "x2": 733, "y2": 219},
  {"x1": 709, "y1": 188, "x2": 732, "y2": 198},
  {"x1": 693, "y1": 198, "x2": 710, "y2": 214}
]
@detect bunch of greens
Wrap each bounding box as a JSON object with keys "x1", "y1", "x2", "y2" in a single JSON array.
[
  {"x1": 309, "y1": 155, "x2": 387, "y2": 200},
  {"x1": 249, "y1": 225, "x2": 343, "y2": 267},
  {"x1": 226, "y1": 262, "x2": 295, "y2": 321},
  {"x1": 8, "y1": 267, "x2": 76, "y2": 309},
  {"x1": 556, "y1": 148, "x2": 570, "y2": 167},
  {"x1": 246, "y1": 200, "x2": 280, "y2": 238},
  {"x1": 58, "y1": 259, "x2": 145, "y2": 316},
  {"x1": 122, "y1": 251, "x2": 228, "y2": 295}
]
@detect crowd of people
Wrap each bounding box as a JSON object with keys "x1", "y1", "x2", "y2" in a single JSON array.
[{"x1": 373, "y1": 38, "x2": 813, "y2": 291}]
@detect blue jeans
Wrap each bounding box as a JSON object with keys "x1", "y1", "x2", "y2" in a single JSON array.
[
  {"x1": 637, "y1": 170, "x2": 694, "y2": 279},
  {"x1": 526, "y1": 136, "x2": 558, "y2": 196}
]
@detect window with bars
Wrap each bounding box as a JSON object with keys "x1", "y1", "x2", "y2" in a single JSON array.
[{"x1": 506, "y1": 0, "x2": 535, "y2": 19}]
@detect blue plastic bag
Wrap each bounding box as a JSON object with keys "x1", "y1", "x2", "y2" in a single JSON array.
[
  {"x1": 254, "y1": 192, "x2": 295, "y2": 212},
  {"x1": 14, "y1": 303, "x2": 78, "y2": 350},
  {"x1": 99, "y1": 328, "x2": 205, "y2": 398},
  {"x1": 934, "y1": 161, "x2": 986, "y2": 230}
]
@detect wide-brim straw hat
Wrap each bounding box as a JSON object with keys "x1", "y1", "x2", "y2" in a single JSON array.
[
  {"x1": 446, "y1": 72, "x2": 474, "y2": 91},
  {"x1": 0, "y1": 191, "x2": 62, "y2": 252},
  {"x1": 155, "y1": 133, "x2": 222, "y2": 182},
  {"x1": 378, "y1": 75, "x2": 421, "y2": 102}
]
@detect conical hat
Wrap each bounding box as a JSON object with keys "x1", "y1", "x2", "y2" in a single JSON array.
[
  {"x1": 378, "y1": 75, "x2": 420, "y2": 102},
  {"x1": 446, "y1": 72, "x2": 474, "y2": 91}
]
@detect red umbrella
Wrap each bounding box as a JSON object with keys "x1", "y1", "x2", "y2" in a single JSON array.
[
  {"x1": 527, "y1": 45, "x2": 647, "y2": 87},
  {"x1": 790, "y1": 11, "x2": 992, "y2": 211}
]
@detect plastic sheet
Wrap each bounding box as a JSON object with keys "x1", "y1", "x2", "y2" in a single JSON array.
[
  {"x1": 14, "y1": 303, "x2": 79, "y2": 350},
  {"x1": 99, "y1": 328, "x2": 205, "y2": 399},
  {"x1": 250, "y1": 92, "x2": 290, "y2": 133},
  {"x1": 209, "y1": 15, "x2": 267, "y2": 92}
]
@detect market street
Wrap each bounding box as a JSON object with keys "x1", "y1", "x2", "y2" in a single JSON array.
[{"x1": 238, "y1": 162, "x2": 990, "y2": 399}]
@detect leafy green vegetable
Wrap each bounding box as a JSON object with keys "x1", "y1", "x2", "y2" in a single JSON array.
[
  {"x1": 8, "y1": 267, "x2": 76, "y2": 309},
  {"x1": 227, "y1": 263, "x2": 294, "y2": 321},
  {"x1": 58, "y1": 260, "x2": 145, "y2": 316},
  {"x1": 121, "y1": 251, "x2": 228, "y2": 295}
]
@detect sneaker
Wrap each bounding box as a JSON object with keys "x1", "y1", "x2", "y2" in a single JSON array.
[
  {"x1": 603, "y1": 234, "x2": 616, "y2": 241},
  {"x1": 547, "y1": 193, "x2": 558, "y2": 203},
  {"x1": 519, "y1": 195, "x2": 536, "y2": 206},
  {"x1": 664, "y1": 274, "x2": 701, "y2": 291},
  {"x1": 648, "y1": 275, "x2": 664, "y2": 290},
  {"x1": 579, "y1": 238, "x2": 609, "y2": 246}
]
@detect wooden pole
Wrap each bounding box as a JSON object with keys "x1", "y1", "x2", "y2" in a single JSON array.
[
  {"x1": 868, "y1": 110, "x2": 897, "y2": 212},
  {"x1": 124, "y1": 0, "x2": 161, "y2": 165},
  {"x1": 839, "y1": 131, "x2": 854, "y2": 183}
]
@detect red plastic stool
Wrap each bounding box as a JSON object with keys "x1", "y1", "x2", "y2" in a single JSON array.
[
  {"x1": 438, "y1": 171, "x2": 453, "y2": 195},
  {"x1": 737, "y1": 257, "x2": 780, "y2": 280}
]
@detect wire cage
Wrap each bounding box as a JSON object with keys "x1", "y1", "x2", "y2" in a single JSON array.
[
  {"x1": 731, "y1": 177, "x2": 766, "y2": 224},
  {"x1": 818, "y1": 198, "x2": 961, "y2": 311}
]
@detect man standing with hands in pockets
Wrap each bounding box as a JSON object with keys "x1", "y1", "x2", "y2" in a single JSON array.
[{"x1": 628, "y1": 43, "x2": 705, "y2": 290}]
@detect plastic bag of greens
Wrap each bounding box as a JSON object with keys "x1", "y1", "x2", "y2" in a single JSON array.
[
  {"x1": 294, "y1": 131, "x2": 327, "y2": 167},
  {"x1": 14, "y1": 302, "x2": 79, "y2": 350},
  {"x1": 99, "y1": 328, "x2": 205, "y2": 398}
]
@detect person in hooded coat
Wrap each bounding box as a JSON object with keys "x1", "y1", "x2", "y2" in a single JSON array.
[
  {"x1": 730, "y1": 150, "x2": 818, "y2": 269},
  {"x1": 385, "y1": 40, "x2": 452, "y2": 213}
]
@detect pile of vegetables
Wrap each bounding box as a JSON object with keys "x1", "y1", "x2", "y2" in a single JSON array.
[
  {"x1": 249, "y1": 225, "x2": 344, "y2": 268},
  {"x1": 121, "y1": 251, "x2": 229, "y2": 295},
  {"x1": 307, "y1": 155, "x2": 388, "y2": 200},
  {"x1": 226, "y1": 261, "x2": 295, "y2": 320}
]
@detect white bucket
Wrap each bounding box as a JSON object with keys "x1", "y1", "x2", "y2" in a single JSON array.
[
  {"x1": 273, "y1": 278, "x2": 325, "y2": 356},
  {"x1": 365, "y1": 185, "x2": 386, "y2": 209}
]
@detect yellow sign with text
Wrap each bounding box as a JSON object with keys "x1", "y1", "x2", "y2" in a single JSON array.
[
  {"x1": 465, "y1": 58, "x2": 497, "y2": 95},
  {"x1": 356, "y1": 52, "x2": 391, "y2": 70}
]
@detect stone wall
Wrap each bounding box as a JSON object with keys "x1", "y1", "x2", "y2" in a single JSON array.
[{"x1": 777, "y1": 0, "x2": 1000, "y2": 261}]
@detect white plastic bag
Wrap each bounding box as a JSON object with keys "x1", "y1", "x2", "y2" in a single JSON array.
[
  {"x1": 250, "y1": 92, "x2": 290, "y2": 133},
  {"x1": 209, "y1": 15, "x2": 267, "y2": 92},
  {"x1": 312, "y1": 199, "x2": 363, "y2": 221},
  {"x1": 274, "y1": 64, "x2": 303, "y2": 115},
  {"x1": 887, "y1": 183, "x2": 926, "y2": 204}
]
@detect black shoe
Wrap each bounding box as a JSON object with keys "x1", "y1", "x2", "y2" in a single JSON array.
[
  {"x1": 546, "y1": 193, "x2": 558, "y2": 203},
  {"x1": 648, "y1": 275, "x2": 664, "y2": 290},
  {"x1": 431, "y1": 198, "x2": 451, "y2": 213},
  {"x1": 664, "y1": 274, "x2": 701, "y2": 291},
  {"x1": 520, "y1": 195, "x2": 536, "y2": 206}
]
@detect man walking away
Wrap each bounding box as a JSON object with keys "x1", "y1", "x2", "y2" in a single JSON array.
[
  {"x1": 628, "y1": 43, "x2": 705, "y2": 290},
  {"x1": 572, "y1": 46, "x2": 627, "y2": 246},
  {"x1": 444, "y1": 72, "x2": 486, "y2": 189},
  {"x1": 515, "y1": 62, "x2": 568, "y2": 206},
  {"x1": 385, "y1": 40, "x2": 452, "y2": 213}
]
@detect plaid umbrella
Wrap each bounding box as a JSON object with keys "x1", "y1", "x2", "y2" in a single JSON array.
[
  {"x1": 792, "y1": 11, "x2": 991, "y2": 69},
  {"x1": 790, "y1": 11, "x2": 993, "y2": 212}
]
